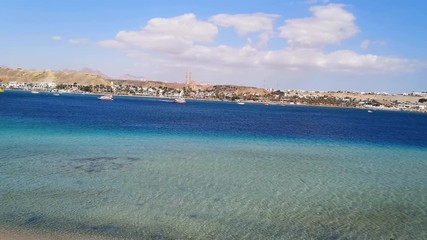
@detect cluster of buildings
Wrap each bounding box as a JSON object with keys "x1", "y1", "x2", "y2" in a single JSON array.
[
  {"x1": 1, "y1": 80, "x2": 426, "y2": 113},
  {"x1": 2, "y1": 81, "x2": 57, "y2": 89},
  {"x1": 274, "y1": 90, "x2": 427, "y2": 112}
]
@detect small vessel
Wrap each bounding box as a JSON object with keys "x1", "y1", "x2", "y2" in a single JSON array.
[
  {"x1": 0, "y1": 88, "x2": 4, "y2": 93},
  {"x1": 368, "y1": 110, "x2": 373, "y2": 113},
  {"x1": 53, "y1": 93, "x2": 60, "y2": 96},
  {"x1": 98, "y1": 94, "x2": 113, "y2": 100},
  {"x1": 174, "y1": 97, "x2": 186, "y2": 104},
  {"x1": 237, "y1": 102, "x2": 245, "y2": 105},
  {"x1": 31, "y1": 91, "x2": 39, "y2": 94}
]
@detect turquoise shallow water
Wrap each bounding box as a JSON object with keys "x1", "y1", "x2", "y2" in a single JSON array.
[{"x1": 0, "y1": 91, "x2": 426, "y2": 239}]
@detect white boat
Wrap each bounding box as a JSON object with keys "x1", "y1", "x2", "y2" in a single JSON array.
[
  {"x1": 53, "y1": 93, "x2": 60, "y2": 96},
  {"x1": 174, "y1": 97, "x2": 186, "y2": 104},
  {"x1": 98, "y1": 94, "x2": 113, "y2": 101},
  {"x1": 368, "y1": 110, "x2": 373, "y2": 113},
  {"x1": 31, "y1": 91, "x2": 39, "y2": 94},
  {"x1": 237, "y1": 102, "x2": 245, "y2": 105}
]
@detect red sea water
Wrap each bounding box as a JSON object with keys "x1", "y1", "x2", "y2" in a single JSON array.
[{"x1": 0, "y1": 90, "x2": 426, "y2": 239}]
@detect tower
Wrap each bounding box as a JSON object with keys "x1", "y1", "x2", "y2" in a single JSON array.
[{"x1": 185, "y1": 70, "x2": 192, "y2": 85}]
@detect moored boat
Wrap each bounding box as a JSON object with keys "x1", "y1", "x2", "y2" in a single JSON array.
[
  {"x1": 174, "y1": 97, "x2": 186, "y2": 104},
  {"x1": 98, "y1": 94, "x2": 113, "y2": 100}
]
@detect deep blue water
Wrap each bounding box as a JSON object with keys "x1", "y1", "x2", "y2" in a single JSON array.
[
  {"x1": 1, "y1": 90, "x2": 426, "y2": 148},
  {"x1": 0, "y1": 90, "x2": 426, "y2": 239}
]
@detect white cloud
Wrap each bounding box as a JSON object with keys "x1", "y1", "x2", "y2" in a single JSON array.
[
  {"x1": 209, "y1": 13, "x2": 279, "y2": 35},
  {"x1": 279, "y1": 4, "x2": 359, "y2": 48},
  {"x1": 100, "y1": 14, "x2": 217, "y2": 54},
  {"x1": 180, "y1": 44, "x2": 262, "y2": 68},
  {"x1": 145, "y1": 14, "x2": 217, "y2": 43},
  {"x1": 176, "y1": 45, "x2": 421, "y2": 73},
  {"x1": 114, "y1": 30, "x2": 192, "y2": 54},
  {"x1": 52, "y1": 36, "x2": 62, "y2": 41},
  {"x1": 98, "y1": 9, "x2": 425, "y2": 85},
  {"x1": 262, "y1": 49, "x2": 421, "y2": 72},
  {"x1": 209, "y1": 13, "x2": 280, "y2": 48}
]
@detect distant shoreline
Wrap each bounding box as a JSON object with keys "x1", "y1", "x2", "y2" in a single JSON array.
[{"x1": 3, "y1": 89, "x2": 426, "y2": 114}]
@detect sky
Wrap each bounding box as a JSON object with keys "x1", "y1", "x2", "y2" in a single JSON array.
[{"x1": 1, "y1": 0, "x2": 426, "y2": 92}]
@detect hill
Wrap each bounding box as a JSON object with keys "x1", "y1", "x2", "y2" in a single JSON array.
[
  {"x1": 0, "y1": 67, "x2": 268, "y2": 95},
  {"x1": 0, "y1": 67, "x2": 110, "y2": 86}
]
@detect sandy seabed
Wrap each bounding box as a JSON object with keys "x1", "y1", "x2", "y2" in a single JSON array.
[{"x1": 0, "y1": 227, "x2": 111, "y2": 240}]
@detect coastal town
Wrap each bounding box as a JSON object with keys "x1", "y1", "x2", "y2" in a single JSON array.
[{"x1": 1, "y1": 67, "x2": 426, "y2": 113}]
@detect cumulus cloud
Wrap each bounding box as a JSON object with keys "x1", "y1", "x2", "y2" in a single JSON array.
[
  {"x1": 180, "y1": 44, "x2": 262, "y2": 68},
  {"x1": 145, "y1": 14, "x2": 217, "y2": 43},
  {"x1": 279, "y1": 4, "x2": 359, "y2": 48},
  {"x1": 262, "y1": 49, "x2": 422, "y2": 72},
  {"x1": 209, "y1": 13, "x2": 280, "y2": 48},
  {"x1": 99, "y1": 14, "x2": 217, "y2": 54},
  {"x1": 209, "y1": 13, "x2": 278, "y2": 35},
  {"x1": 98, "y1": 7, "x2": 424, "y2": 83},
  {"x1": 176, "y1": 45, "x2": 421, "y2": 73}
]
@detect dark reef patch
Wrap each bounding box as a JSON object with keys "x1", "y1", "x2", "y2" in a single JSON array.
[
  {"x1": 24, "y1": 214, "x2": 45, "y2": 226},
  {"x1": 67, "y1": 156, "x2": 142, "y2": 173},
  {"x1": 1, "y1": 212, "x2": 188, "y2": 240}
]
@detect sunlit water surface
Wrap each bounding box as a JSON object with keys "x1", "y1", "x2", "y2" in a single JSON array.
[{"x1": 0, "y1": 91, "x2": 426, "y2": 239}]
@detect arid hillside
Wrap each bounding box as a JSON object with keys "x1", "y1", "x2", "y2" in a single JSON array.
[
  {"x1": 111, "y1": 80, "x2": 268, "y2": 95},
  {"x1": 111, "y1": 79, "x2": 186, "y2": 89},
  {"x1": 0, "y1": 67, "x2": 268, "y2": 95},
  {"x1": 0, "y1": 67, "x2": 110, "y2": 86}
]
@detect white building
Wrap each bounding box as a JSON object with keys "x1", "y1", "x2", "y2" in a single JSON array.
[{"x1": 8, "y1": 82, "x2": 26, "y2": 88}]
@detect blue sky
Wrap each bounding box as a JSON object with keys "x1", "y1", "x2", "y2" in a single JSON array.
[{"x1": 1, "y1": 0, "x2": 426, "y2": 92}]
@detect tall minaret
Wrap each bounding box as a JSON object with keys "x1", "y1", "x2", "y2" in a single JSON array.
[{"x1": 185, "y1": 69, "x2": 192, "y2": 85}]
